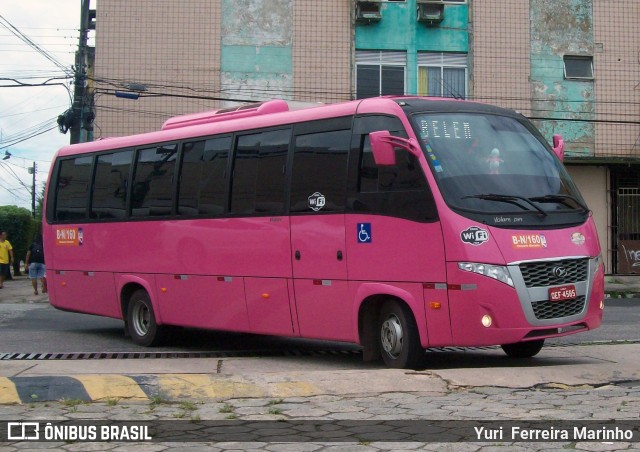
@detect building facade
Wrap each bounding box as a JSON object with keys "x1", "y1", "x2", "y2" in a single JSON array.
[
  {"x1": 91, "y1": 0, "x2": 639, "y2": 274},
  {"x1": 472, "y1": 0, "x2": 640, "y2": 274},
  {"x1": 94, "y1": 0, "x2": 352, "y2": 136}
]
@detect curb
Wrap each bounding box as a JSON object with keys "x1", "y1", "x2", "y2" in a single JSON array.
[
  {"x1": 604, "y1": 292, "x2": 640, "y2": 300},
  {"x1": 0, "y1": 374, "x2": 321, "y2": 404}
]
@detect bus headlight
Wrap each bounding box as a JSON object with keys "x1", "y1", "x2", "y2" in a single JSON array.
[
  {"x1": 458, "y1": 262, "x2": 514, "y2": 287},
  {"x1": 593, "y1": 253, "x2": 603, "y2": 272}
]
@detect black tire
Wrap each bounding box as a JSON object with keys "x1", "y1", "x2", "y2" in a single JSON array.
[
  {"x1": 126, "y1": 289, "x2": 165, "y2": 346},
  {"x1": 378, "y1": 300, "x2": 426, "y2": 369},
  {"x1": 501, "y1": 339, "x2": 544, "y2": 358}
]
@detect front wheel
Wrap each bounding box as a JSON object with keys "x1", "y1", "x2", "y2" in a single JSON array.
[
  {"x1": 127, "y1": 289, "x2": 165, "y2": 346},
  {"x1": 378, "y1": 300, "x2": 425, "y2": 369},
  {"x1": 501, "y1": 339, "x2": 544, "y2": 358}
]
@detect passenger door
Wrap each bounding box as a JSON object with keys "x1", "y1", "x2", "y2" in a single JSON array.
[
  {"x1": 345, "y1": 115, "x2": 451, "y2": 346},
  {"x1": 289, "y1": 119, "x2": 354, "y2": 342},
  {"x1": 229, "y1": 128, "x2": 296, "y2": 335}
]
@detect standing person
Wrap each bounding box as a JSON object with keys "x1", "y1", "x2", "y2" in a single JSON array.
[
  {"x1": 0, "y1": 230, "x2": 14, "y2": 289},
  {"x1": 25, "y1": 233, "x2": 46, "y2": 295}
]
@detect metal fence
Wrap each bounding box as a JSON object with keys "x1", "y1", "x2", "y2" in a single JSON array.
[{"x1": 617, "y1": 188, "x2": 640, "y2": 274}]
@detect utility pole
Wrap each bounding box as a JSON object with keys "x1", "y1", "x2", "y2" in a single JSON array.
[
  {"x1": 70, "y1": 0, "x2": 93, "y2": 144},
  {"x1": 28, "y1": 162, "x2": 36, "y2": 218}
]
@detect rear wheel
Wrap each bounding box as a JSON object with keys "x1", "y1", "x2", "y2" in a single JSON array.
[
  {"x1": 501, "y1": 339, "x2": 544, "y2": 358},
  {"x1": 127, "y1": 289, "x2": 165, "y2": 346},
  {"x1": 378, "y1": 300, "x2": 425, "y2": 369}
]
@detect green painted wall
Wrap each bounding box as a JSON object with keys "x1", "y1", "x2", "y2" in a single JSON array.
[
  {"x1": 530, "y1": 0, "x2": 595, "y2": 157},
  {"x1": 220, "y1": 0, "x2": 293, "y2": 100},
  {"x1": 355, "y1": 0, "x2": 469, "y2": 95}
]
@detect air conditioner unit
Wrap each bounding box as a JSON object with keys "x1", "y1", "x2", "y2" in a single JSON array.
[
  {"x1": 417, "y1": 1, "x2": 445, "y2": 25},
  {"x1": 356, "y1": 0, "x2": 382, "y2": 23}
]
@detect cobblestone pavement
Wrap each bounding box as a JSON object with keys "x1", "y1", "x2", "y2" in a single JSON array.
[
  {"x1": 2, "y1": 277, "x2": 639, "y2": 450},
  {"x1": 2, "y1": 382, "x2": 639, "y2": 450}
]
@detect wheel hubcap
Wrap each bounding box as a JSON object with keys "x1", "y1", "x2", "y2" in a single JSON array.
[
  {"x1": 381, "y1": 314, "x2": 403, "y2": 359},
  {"x1": 132, "y1": 302, "x2": 150, "y2": 337}
]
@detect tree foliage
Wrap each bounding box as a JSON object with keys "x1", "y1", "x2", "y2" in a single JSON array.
[
  {"x1": 0, "y1": 205, "x2": 36, "y2": 276},
  {"x1": 36, "y1": 183, "x2": 46, "y2": 223}
]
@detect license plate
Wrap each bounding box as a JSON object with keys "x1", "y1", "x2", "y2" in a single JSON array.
[{"x1": 548, "y1": 284, "x2": 577, "y2": 302}]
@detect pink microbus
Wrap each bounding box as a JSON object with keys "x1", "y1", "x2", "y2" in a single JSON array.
[{"x1": 44, "y1": 97, "x2": 604, "y2": 368}]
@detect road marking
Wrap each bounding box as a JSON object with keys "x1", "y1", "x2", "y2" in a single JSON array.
[
  {"x1": 0, "y1": 377, "x2": 21, "y2": 404},
  {"x1": 270, "y1": 381, "x2": 318, "y2": 397},
  {"x1": 157, "y1": 374, "x2": 265, "y2": 399},
  {"x1": 0, "y1": 374, "x2": 324, "y2": 404},
  {"x1": 73, "y1": 375, "x2": 148, "y2": 401}
]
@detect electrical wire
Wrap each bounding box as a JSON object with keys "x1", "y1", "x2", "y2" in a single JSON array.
[{"x1": 0, "y1": 14, "x2": 72, "y2": 76}]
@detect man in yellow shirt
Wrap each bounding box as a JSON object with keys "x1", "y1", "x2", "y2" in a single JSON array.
[{"x1": 0, "y1": 230, "x2": 14, "y2": 289}]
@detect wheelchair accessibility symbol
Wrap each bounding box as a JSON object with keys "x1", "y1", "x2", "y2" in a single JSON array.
[{"x1": 357, "y1": 223, "x2": 372, "y2": 243}]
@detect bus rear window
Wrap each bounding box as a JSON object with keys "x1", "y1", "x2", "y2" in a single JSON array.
[{"x1": 55, "y1": 156, "x2": 93, "y2": 221}]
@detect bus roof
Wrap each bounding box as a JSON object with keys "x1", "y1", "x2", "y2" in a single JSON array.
[{"x1": 53, "y1": 97, "x2": 518, "y2": 159}]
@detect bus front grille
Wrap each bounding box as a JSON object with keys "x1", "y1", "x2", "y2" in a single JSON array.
[
  {"x1": 531, "y1": 296, "x2": 586, "y2": 320},
  {"x1": 519, "y1": 258, "x2": 589, "y2": 288}
]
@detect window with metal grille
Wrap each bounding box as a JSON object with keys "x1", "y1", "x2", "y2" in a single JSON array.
[
  {"x1": 418, "y1": 52, "x2": 467, "y2": 98},
  {"x1": 356, "y1": 51, "x2": 406, "y2": 99}
]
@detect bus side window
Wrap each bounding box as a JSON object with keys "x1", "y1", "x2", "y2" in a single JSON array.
[
  {"x1": 54, "y1": 156, "x2": 93, "y2": 222},
  {"x1": 290, "y1": 122, "x2": 351, "y2": 213},
  {"x1": 131, "y1": 144, "x2": 177, "y2": 218},
  {"x1": 230, "y1": 128, "x2": 291, "y2": 215},
  {"x1": 348, "y1": 115, "x2": 438, "y2": 222},
  {"x1": 91, "y1": 151, "x2": 133, "y2": 220},
  {"x1": 178, "y1": 136, "x2": 231, "y2": 217}
]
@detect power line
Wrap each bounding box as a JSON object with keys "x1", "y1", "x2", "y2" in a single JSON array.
[
  {"x1": 0, "y1": 124, "x2": 58, "y2": 150},
  {"x1": 0, "y1": 14, "x2": 72, "y2": 75}
]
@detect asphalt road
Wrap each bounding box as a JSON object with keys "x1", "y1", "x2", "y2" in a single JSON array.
[{"x1": 1, "y1": 298, "x2": 638, "y2": 356}]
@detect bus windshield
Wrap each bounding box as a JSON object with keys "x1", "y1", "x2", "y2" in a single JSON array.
[{"x1": 413, "y1": 112, "x2": 588, "y2": 224}]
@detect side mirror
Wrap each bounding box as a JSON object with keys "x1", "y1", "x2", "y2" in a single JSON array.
[
  {"x1": 369, "y1": 130, "x2": 420, "y2": 167},
  {"x1": 552, "y1": 134, "x2": 565, "y2": 162},
  {"x1": 369, "y1": 131, "x2": 397, "y2": 166}
]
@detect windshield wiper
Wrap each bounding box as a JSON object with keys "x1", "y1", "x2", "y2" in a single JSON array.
[
  {"x1": 463, "y1": 194, "x2": 547, "y2": 216},
  {"x1": 528, "y1": 194, "x2": 589, "y2": 212}
]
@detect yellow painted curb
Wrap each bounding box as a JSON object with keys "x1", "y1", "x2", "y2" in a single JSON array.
[
  {"x1": 157, "y1": 374, "x2": 265, "y2": 399},
  {"x1": 0, "y1": 377, "x2": 21, "y2": 404},
  {"x1": 269, "y1": 381, "x2": 319, "y2": 397},
  {"x1": 73, "y1": 375, "x2": 148, "y2": 401}
]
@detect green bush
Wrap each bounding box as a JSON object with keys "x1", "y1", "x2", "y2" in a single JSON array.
[{"x1": 0, "y1": 205, "x2": 37, "y2": 277}]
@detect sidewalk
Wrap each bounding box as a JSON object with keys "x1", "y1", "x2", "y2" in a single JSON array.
[
  {"x1": 0, "y1": 275, "x2": 48, "y2": 304},
  {"x1": 2, "y1": 274, "x2": 640, "y2": 449},
  {"x1": 605, "y1": 275, "x2": 640, "y2": 298},
  {"x1": 1, "y1": 273, "x2": 640, "y2": 405}
]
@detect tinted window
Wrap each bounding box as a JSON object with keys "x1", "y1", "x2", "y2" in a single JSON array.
[
  {"x1": 55, "y1": 156, "x2": 93, "y2": 221},
  {"x1": 357, "y1": 117, "x2": 426, "y2": 193},
  {"x1": 91, "y1": 151, "x2": 133, "y2": 219},
  {"x1": 231, "y1": 129, "x2": 290, "y2": 215},
  {"x1": 178, "y1": 136, "x2": 231, "y2": 216},
  {"x1": 131, "y1": 144, "x2": 177, "y2": 217},
  {"x1": 348, "y1": 116, "x2": 437, "y2": 222},
  {"x1": 291, "y1": 129, "x2": 350, "y2": 212},
  {"x1": 414, "y1": 113, "x2": 586, "y2": 215}
]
